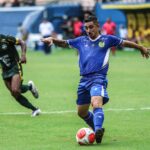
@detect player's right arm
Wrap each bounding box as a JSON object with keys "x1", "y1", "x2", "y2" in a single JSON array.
[
  {"x1": 16, "y1": 39, "x2": 27, "y2": 64},
  {"x1": 41, "y1": 37, "x2": 69, "y2": 48}
]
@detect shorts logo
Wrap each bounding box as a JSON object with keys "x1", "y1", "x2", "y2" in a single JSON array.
[
  {"x1": 94, "y1": 87, "x2": 98, "y2": 90},
  {"x1": 99, "y1": 41, "x2": 105, "y2": 47}
]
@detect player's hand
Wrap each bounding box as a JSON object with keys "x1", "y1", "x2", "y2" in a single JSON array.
[
  {"x1": 20, "y1": 55, "x2": 26, "y2": 64},
  {"x1": 140, "y1": 47, "x2": 150, "y2": 59},
  {"x1": 41, "y1": 37, "x2": 53, "y2": 46}
]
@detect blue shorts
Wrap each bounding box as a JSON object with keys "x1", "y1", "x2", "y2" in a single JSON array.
[{"x1": 76, "y1": 74, "x2": 109, "y2": 105}]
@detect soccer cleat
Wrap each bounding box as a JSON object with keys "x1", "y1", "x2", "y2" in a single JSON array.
[
  {"x1": 31, "y1": 108, "x2": 41, "y2": 117},
  {"x1": 28, "y1": 80, "x2": 39, "y2": 99},
  {"x1": 95, "y1": 128, "x2": 105, "y2": 144}
]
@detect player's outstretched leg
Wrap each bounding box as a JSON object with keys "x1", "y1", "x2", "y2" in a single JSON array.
[
  {"x1": 14, "y1": 94, "x2": 41, "y2": 117},
  {"x1": 32, "y1": 108, "x2": 41, "y2": 117},
  {"x1": 28, "y1": 80, "x2": 39, "y2": 99}
]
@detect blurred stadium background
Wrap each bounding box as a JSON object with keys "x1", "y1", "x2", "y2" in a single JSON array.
[{"x1": 0, "y1": 0, "x2": 149, "y2": 50}]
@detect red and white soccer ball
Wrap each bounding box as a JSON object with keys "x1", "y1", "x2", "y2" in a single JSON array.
[{"x1": 76, "y1": 128, "x2": 95, "y2": 145}]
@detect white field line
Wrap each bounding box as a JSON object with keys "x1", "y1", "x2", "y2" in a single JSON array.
[{"x1": 0, "y1": 107, "x2": 150, "y2": 116}]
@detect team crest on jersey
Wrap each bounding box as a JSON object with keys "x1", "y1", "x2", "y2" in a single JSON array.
[
  {"x1": 2, "y1": 44, "x2": 7, "y2": 50},
  {"x1": 98, "y1": 41, "x2": 105, "y2": 47},
  {"x1": 1, "y1": 39, "x2": 6, "y2": 42}
]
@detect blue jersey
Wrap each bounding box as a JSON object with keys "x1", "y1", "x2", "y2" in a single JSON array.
[{"x1": 67, "y1": 35, "x2": 123, "y2": 76}]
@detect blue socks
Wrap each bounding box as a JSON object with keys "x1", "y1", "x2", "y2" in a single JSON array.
[
  {"x1": 82, "y1": 108, "x2": 104, "y2": 131},
  {"x1": 83, "y1": 111, "x2": 94, "y2": 130},
  {"x1": 93, "y1": 108, "x2": 104, "y2": 131}
]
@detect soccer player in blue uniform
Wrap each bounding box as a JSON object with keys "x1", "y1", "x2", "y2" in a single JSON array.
[{"x1": 42, "y1": 15, "x2": 150, "y2": 143}]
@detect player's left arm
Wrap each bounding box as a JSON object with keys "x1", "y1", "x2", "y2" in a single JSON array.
[
  {"x1": 16, "y1": 38, "x2": 27, "y2": 63},
  {"x1": 121, "y1": 40, "x2": 150, "y2": 59}
]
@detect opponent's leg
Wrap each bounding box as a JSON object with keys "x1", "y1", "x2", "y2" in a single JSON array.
[
  {"x1": 20, "y1": 84, "x2": 30, "y2": 93},
  {"x1": 20, "y1": 81, "x2": 39, "y2": 99},
  {"x1": 28, "y1": 80, "x2": 39, "y2": 98},
  {"x1": 9, "y1": 74, "x2": 40, "y2": 116}
]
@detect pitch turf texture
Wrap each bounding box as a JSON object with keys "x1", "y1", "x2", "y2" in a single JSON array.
[{"x1": 0, "y1": 48, "x2": 150, "y2": 150}]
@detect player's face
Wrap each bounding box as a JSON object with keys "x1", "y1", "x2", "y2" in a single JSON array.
[{"x1": 84, "y1": 21, "x2": 100, "y2": 39}]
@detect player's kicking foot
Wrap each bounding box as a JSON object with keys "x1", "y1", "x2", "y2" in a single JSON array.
[
  {"x1": 95, "y1": 128, "x2": 105, "y2": 144},
  {"x1": 28, "y1": 80, "x2": 39, "y2": 99},
  {"x1": 31, "y1": 108, "x2": 41, "y2": 117}
]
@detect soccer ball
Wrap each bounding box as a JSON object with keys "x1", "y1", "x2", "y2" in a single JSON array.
[{"x1": 76, "y1": 127, "x2": 95, "y2": 145}]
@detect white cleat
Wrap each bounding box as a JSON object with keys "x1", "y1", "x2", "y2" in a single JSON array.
[
  {"x1": 31, "y1": 108, "x2": 41, "y2": 117},
  {"x1": 28, "y1": 80, "x2": 39, "y2": 99}
]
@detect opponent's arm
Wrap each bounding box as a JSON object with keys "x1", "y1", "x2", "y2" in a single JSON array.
[
  {"x1": 121, "y1": 40, "x2": 150, "y2": 59},
  {"x1": 17, "y1": 39, "x2": 27, "y2": 63},
  {"x1": 41, "y1": 37, "x2": 69, "y2": 48}
]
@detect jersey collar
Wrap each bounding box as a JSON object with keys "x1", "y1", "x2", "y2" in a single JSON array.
[{"x1": 88, "y1": 34, "x2": 101, "y2": 42}]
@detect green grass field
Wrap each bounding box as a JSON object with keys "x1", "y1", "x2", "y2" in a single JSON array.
[{"x1": 0, "y1": 49, "x2": 150, "y2": 150}]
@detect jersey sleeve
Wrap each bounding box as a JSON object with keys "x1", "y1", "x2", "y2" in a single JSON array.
[
  {"x1": 108, "y1": 35, "x2": 123, "y2": 47},
  {"x1": 66, "y1": 37, "x2": 83, "y2": 50},
  {"x1": 6, "y1": 35, "x2": 17, "y2": 45}
]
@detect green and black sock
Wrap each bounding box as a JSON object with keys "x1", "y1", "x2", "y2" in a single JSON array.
[
  {"x1": 20, "y1": 84, "x2": 31, "y2": 93},
  {"x1": 15, "y1": 94, "x2": 37, "y2": 111}
]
